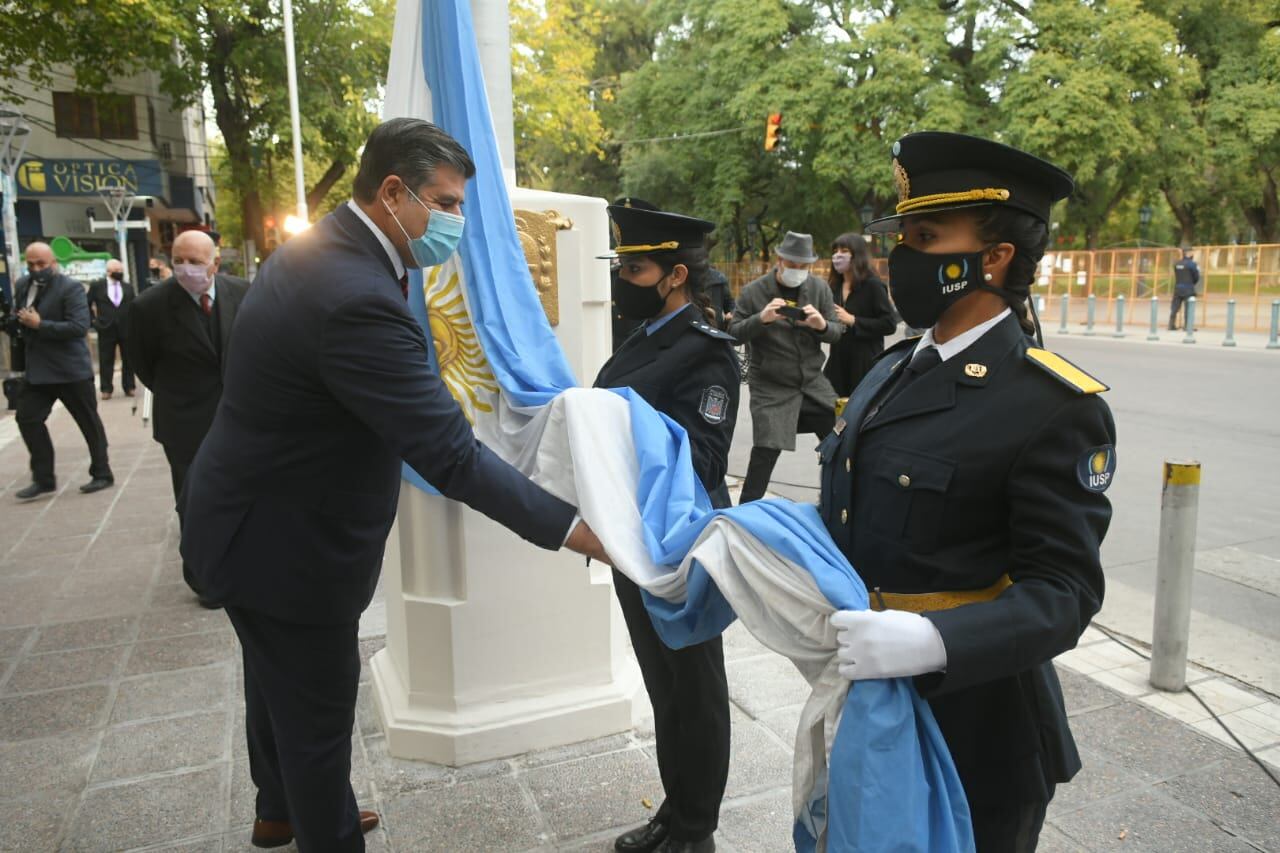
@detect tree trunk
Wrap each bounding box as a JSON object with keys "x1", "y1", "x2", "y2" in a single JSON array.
[
  {"x1": 1163, "y1": 187, "x2": 1196, "y2": 245},
  {"x1": 306, "y1": 160, "x2": 347, "y2": 213}
]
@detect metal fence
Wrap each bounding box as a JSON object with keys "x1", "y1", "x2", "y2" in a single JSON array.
[{"x1": 717, "y1": 244, "x2": 1280, "y2": 332}]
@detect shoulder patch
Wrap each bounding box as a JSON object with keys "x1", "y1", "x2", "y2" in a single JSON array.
[
  {"x1": 1026, "y1": 348, "x2": 1109, "y2": 394},
  {"x1": 691, "y1": 320, "x2": 737, "y2": 342},
  {"x1": 1077, "y1": 445, "x2": 1117, "y2": 493},
  {"x1": 699, "y1": 385, "x2": 730, "y2": 424}
]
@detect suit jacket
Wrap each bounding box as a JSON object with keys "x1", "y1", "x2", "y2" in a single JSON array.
[
  {"x1": 126, "y1": 274, "x2": 249, "y2": 462},
  {"x1": 86, "y1": 277, "x2": 137, "y2": 334},
  {"x1": 12, "y1": 272, "x2": 94, "y2": 385},
  {"x1": 179, "y1": 203, "x2": 578, "y2": 625},
  {"x1": 818, "y1": 313, "x2": 1116, "y2": 808},
  {"x1": 595, "y1": 305, "x2": 739, "y2": 499}
]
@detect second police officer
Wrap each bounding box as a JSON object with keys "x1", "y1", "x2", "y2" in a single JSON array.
[
  {"x1": 821, "y1": 133, "x2": 1118, "y2": 852},
  {"x1": 595, "y1": 199, "x2": 740, "y2": 853}
]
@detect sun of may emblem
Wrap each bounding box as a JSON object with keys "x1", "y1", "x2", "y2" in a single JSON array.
[{"x1": 424, "y1": 265, "x2": 498, "y2": 423}]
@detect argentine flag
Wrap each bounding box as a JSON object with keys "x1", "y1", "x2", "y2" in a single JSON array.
[{"x1": 382, "y1": 1, "x2": 973, "y2": 850}]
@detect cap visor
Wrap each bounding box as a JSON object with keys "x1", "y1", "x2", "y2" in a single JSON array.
[{"x1": 865, "y1": 201, "x2": 1030, "y2": 234}]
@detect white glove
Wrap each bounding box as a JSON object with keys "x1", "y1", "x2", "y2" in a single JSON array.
[{"x1": 830, "y1": 609, "x2": 948, "y2": 681}]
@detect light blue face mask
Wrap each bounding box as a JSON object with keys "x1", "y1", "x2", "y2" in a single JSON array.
[{"x1": 383, "y1": 184, "x2": 466, "y2": 268}]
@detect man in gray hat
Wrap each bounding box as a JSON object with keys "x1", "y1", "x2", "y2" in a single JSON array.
[{"x1": 729, "y1": 231, "x2": 843, "y2": 503}]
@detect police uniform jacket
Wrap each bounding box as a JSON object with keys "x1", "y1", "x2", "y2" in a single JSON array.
[
  {"x1": 1173, "y1": 259, "x2": 1200, "y2": 296},
  {"x1": 817, "y1": 312, "x2": 1116, "y2": 808},
  {"x1": 595, "y1": 304, "x2": 740, "y2": 497},
  {"x1": 12, "y1": 272, "x2": 94, "y2": 385},
  {"x1": 728, "y1": 272, "x2": 842, "y2": 451},
  {"x1": 179, "y1": 204, "x2": 578, "y2": 625}
]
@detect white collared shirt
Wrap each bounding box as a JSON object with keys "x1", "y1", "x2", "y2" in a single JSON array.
[
  {"x1": 914, "y1": 308, "x2": 1012, "y2": 363},
  {"x1": 187, "y1": 279, "x2": 217, "y2": 307},
  {"x1": 347, "y1": 200, "x2": 406, "y2": 281}
]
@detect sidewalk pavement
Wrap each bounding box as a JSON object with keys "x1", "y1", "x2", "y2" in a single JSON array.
[{"x1": 0, "y1": 390, "x2": 1276, "y2": 852}]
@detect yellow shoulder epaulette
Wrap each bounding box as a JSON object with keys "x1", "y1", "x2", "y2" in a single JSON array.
[{"x1": 1025, "y1": 347, "x2": 1109, "y2": 394}]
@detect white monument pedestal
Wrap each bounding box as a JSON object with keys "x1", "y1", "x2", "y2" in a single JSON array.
[{"x1": 370, "y1": 188, "x2": 645, "y2": 765}]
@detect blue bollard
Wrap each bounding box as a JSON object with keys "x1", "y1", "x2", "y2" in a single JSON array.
[
  {"x1": 1085, "y1": 293, "x2": 1097, "y2": 335},
  {"x1": 1114, "y1": 294, "x2": 1127, "y2": 338},
  {"x1": 1058, "y1": 293, "x2": 1070, "y2": 334},
  {"x1": 1183, "y1": 297, "x2": 1197, "y2": 344},
  {"x1": 1268, "y1": 300, "x2": 1280, "y2": 350},
  {"x1": 1147, "y1": 295, "x2": 1160, "y2": 341},
  {"x1": 1223, "y1": 299, "x2": 1237, "y2": 347}
]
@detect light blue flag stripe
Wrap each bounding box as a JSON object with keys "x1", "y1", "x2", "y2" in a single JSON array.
[{"x1": 410, "y1": 2, "x2": 975, "y2": 849}]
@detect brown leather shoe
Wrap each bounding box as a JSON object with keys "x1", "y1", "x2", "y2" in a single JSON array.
[{"x1": 250, "y1": 810, "x2": 380, "y2": 848}]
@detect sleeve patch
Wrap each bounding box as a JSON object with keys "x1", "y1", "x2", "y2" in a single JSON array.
[
  {"x1": 1077, "y1": 445, "x2": 1117, "y2": 493},
  {"x1": 699, "y1": 385, "x2": 730, "y2": 424}
]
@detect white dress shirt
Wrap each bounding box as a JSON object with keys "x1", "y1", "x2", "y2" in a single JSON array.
[
  {"x1": 913, "y1": 308, "x2": 1012, "y2": 362},
  {"x1": 346, "y1": 200, "x2": 406, "y2": 281}
]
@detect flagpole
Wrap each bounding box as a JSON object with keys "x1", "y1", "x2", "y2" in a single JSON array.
[{"x1": 283, "y1": 0, "x2": 308, "y2": 226}]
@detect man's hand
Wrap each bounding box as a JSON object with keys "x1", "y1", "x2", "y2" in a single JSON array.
[
  {"x1": 16, "y1": 307, "x2": 40, "y2": 329},
  {"x1": 830, "y1": 609, "x2": 947, "y2": 680},
  {"x1": 564, "y1": 519, "x2": 611, "y2": 565},
  {"x1": 802, "y1": 304, "x2": 828, "y2": 331},
  {"x1": 760, "y1": 297, "x2": 788, "y2": 324},
  {"x1": 833, "y1": 306, "x2": 855, "y2": 327}
]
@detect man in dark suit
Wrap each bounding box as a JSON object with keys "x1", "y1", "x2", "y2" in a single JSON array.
[
  {"x1": 127, "y1": 230, "x2": 248, "y2": 599},
  {"x1": 180, "y1": 118, "x2": 607, "y2": 852},
  {"x1": 12, "y1": 242, "x2": 114, "y2": 500},
  {"x1": 86, "y1": 258, "x2": 136, "y2": 399}
]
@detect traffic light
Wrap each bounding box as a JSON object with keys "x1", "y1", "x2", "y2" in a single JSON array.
[
  {"x1": 263, "y1": 215, "x2": 281, "y2": 253},
  {"x1": 764, "y1": 113, "x2": 782, "y2": 151}
]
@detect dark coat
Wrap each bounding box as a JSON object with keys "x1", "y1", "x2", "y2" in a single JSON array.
[
  {"x1": 12, "y1": 271, "x2": 94, "y2": 385},
  {"x1": 817, "y1": 313, "x2": 1116, "y2": 809},
  {"x1": 822, "y1": 275, "x2": 896, "y2": 397},
  {"x1": 86, "y1": 277, "x2": 137, "y2": 334},
  {"x1": 704, "y1": 268, "x2": 735, "y2": 328},
  {"x1": 728, "y1": 271, "x2": 842, "y2": 450},
  {"x1": 179, "y1": 203, "x2": 577, "y2": 625},
  {"x1": 595, "y1": 304, "x2": 740, "y2": 497},
  {"x1": 126, "y1": 275, "x2": 249, "y2": 463},
  {"x1": 1173, "y1": 258, "x2": 1200, "y2": 296}
]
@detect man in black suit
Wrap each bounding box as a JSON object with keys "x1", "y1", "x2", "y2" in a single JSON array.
[
  {"x1": 180, "y1": 118, "x2": 607, "y2": 852},
  {"x1": 86, "y1": 258, "x2": 136, "y2": 399},
  {"x1": 12, "y1": 242, "x2": 113, "y2": 500},
  {"x1": 127, "y1": 230, "x2": 248, "y2": 598}
]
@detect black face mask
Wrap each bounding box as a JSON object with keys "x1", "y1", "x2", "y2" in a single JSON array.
[
  {"x1": 613, "y1": 273, "x2": 671, "y2": 321},
  {"x1": 109, "y1": 271, "x2": 124, "y2": 281},
  {"x1": 29, "y1": 267, "x2": 54, "y2": 285},
  {"x1": 887, "y1": 244, "x2": 989, "y2": 329}
]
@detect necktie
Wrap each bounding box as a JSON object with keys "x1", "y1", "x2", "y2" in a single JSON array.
[
  {"x1": 200, "y1": 293, "x2": 212, "y2": 316},
  {"x1": 399, "y1": 273, "x2": 409, "y2": 301},
  {"x1": 110, "y1": 282, "x2": 121, "y2": 306}
]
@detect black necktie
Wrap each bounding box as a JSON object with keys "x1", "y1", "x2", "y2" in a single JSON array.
[
  {"x1": 399, "y1": 273, "x2": 409, "y2": 301},
  {"x1": 877, "y1": 345, "x2": 942, "y2": 413}
]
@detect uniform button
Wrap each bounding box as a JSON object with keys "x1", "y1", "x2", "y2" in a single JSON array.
[
  {"x1": 845, "y1": 458, "x2": 851, "y2": 473},
  {"x1": 840, "y1": 509, "x2": 848, "y2": 524},
  {"x1": 898, "y1": 474, "x2": 911, "y2": 488}
]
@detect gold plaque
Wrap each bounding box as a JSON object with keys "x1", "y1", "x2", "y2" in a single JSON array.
[
  {"x1": 964, "y1": 363, "x2": 988, "y2": 378},
  {"x1": 893, "y1": 158, "x2": 911, "y2": 203},
  {"x1": 514, "y1": 209, "x2": 571, "y2": 327}
]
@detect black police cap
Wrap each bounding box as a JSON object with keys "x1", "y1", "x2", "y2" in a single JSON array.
[
  {"x1": 604, "y1": 198, "x2": 715, "y2": 257},
  {"x1": 865, "y1": 132, "x2": 1074, "y2": 234}
]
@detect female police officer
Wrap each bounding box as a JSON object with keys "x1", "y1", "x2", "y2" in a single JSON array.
[
  {"x1": 819, "y1": 133, "x2": 1117, "y2": 852},
  {"x1": 596, "y1": 199, "x2": 739, "y2": 853}
]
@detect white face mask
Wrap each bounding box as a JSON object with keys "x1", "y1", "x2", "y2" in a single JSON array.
[{"x1": 779, "y1": 267, "x2": 808, "y2": 288}]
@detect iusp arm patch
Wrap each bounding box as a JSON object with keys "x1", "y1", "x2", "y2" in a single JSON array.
[
  {"x1": 699, "y1": 385, "x2": 730, "y2": 424},
  {"x1": 1078, "y1": 445, "x2": 1117, "y2": 493}
]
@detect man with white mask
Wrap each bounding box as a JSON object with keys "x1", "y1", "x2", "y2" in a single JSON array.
[
  {"x1": 728, "y1": 231, "x2": 844, "y2": 503},
  {"x1": 126, "y1": 229, "x2": 249, "y2": 604}
]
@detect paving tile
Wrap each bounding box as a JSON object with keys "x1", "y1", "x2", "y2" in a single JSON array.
[
  {"x1": 523, "y1": 748, "x2": 662, "y2": 840},
  {"x1": 1068, "y1": 702, "x2": 1235, "y2": 783},
  {"x1": 1050, "y1": 787, "x2": 1257, "y2": 852},
  {"x1": 0, "y1": 730, "x2": 99, "y2": 801},
  {"x1": 151, "y1": 581, "x2": 202, "y2": 609},
  {"x1": 138, "y1": 604, "x2": 233, "y2": 640},
  {"x1": 362, "y1": 734, "x2": 452, "y2": 796},
  {"x1": 1089, "y1": 663, "x2": 1157, "y2": 698},
  {"x1": 1158, "y1": 755, "x2": 1280, "y2": 851},
  {"x1": 0, "y1": 626, "x2": 31, "y2": 660},
  {"x1": 725, "y1": 655, "x2": 810, "y2": 718},
  {"x1": 521, "y1": 733, "x2": 633, "y2": 769},
  {"x1": 1189, "y1": 715, "x2": 1278, "y2": 751},
  {"x1": 0, "y1": 578, "x2": 56, "y2": 627},
  {"x1": 721, "y1": 621, "x2": 772, "y2": 662},
  {"x1": 8, "y1": 533, "x2": 93, "y2": 560},
  {"x1": 755, "y1": 703, "x2": 803, "y2": 748},
  {"x1": 2, "y1": 645, "x2": 126, "y2": 694},
  {"x1": 723, "y1": 713, "x2": 793, "y2": 799},
  {"x1": 91, "y1": 711, "x2": 229, "y2": 783},
  {"x1": 0, "y1": 684, "x2": 110, "y2": 741},
  {"x1": 31, "y1": 615, "x2": 137, "y2": 653},
  {"x1": 1037, "y1": 822, "x2": 1092, "y2": 852},
  {"x1": 65, "y1": 765, "x2": 226, "y2": 852},
  {"x1": 382, "y1": 777, "x2": 544, "y2": 851},
  {"x1": 1057, "y1": 667, "x2": 1123, "y2": 717},
  {"x1": 1047, "y1": 749, "x2": 1148, "y2": 817},
  {"x1": 1137, "y1": 690, "x2": 1214, "y2": 726},
  {"x1": 1186, "y1": 678, "x2": 1270, "y2": 715},
  {"x1": 0, "y1": 794, "x2": 73, "y2": 852},
  {"x1": 145, "y1": 836, "x2": 224, "y2": 852},
  {"x1": 717, "y1": 788, "x2": 794, "y2": 853},
  {"x1": 125, "y1": 631, "x2": 238, "y2": 676},
  {"x1": 93, "y1": 526, "x2": 170, "y2": 548},
  {"x1": 45, "y1": 588, "x2": 150, "y2": 622},
  {"x1": 111, "y1": 663, "x2": 234, "y2": 723}
]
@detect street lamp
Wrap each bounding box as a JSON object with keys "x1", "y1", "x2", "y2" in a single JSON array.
[
  {"x1": 859, "y1": 203, "x2": 875, "y2": 251},
  {"x1": 1138, "y1": 204, "x2": 1153, "y2": 246},
  {"x1": 0, "y1": 106, "x2": 32, "y2": 292}
]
